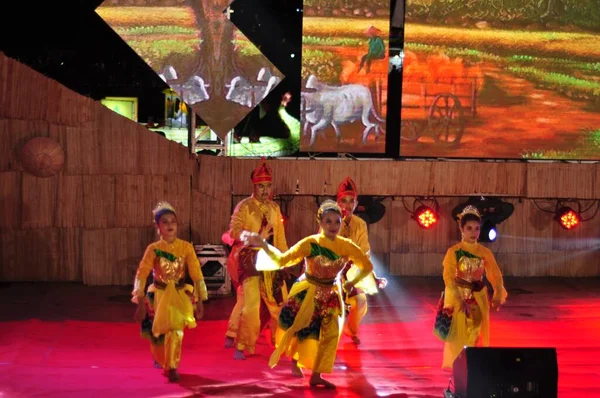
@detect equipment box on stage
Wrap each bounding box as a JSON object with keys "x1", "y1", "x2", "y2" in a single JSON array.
[{"x1": 194, "y1": 244, "x2": 231, "y2": 296}]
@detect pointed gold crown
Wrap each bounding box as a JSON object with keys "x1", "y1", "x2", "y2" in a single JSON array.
[
  {"x1": 152, "y1": 201, "x2": 176, "y2": 223},
  {"x1": 457, "y1": 205, "x2": 481, "y2": 221}
]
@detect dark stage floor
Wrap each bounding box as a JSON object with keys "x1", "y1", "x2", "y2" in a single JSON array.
[{"x1": 1, "y1": 277, "x2": 599, "y2": 397}]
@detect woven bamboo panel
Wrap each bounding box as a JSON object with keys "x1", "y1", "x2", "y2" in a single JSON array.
[
  {"x1": 489, "y1": 199, "x2": 554, "y2": 254},
  {"x1": 191, "y1": 155, "x2": 232, "y2": 244},
  {"x1": 164, "y1": 175, "x2": 192, "y2": 227},
  {"x1": 191, "y1": 190, "x2": 231, "y2": 245},
  {"x1": 21, "y1": 173, "x2": 56, "y2": 229},
  {"x1": 114, "y1": 175, "x2": 149, "y2": 228},
  {"x1": 0, "y1": 53, "x2": 92, "y2": 126},
  {"x1": 370, "y1": 252, "x2": 390, "y2": 275},
  {"x1": 360, "y1": 161, "x2": 435, "y2": 196},
  {"x1": 367, "y1": 197, "x2": 392, "y2": 253},
  {"x1": 328, "y1": 161, "x2": 359, "y2": 195},
  {"x1": 497, "y1": 251, "x2": 600, "y2": 277},
  {"x1": 0, "y1": 228, "x2": 81, "y2": 281},
  {"x1": 0, "y1": 171, "x2": 20, "y2": 229},
  {"x1": 56, "y1": 174, "x2": 85, "y2": 228},
  {"x1": 196, "y1": 155, "x2": 231, "y2": 198},
  {"x1": 389, "y1": 252, "x2": 445, "y2": 276},
  {"x1": 527, "y1": 163, "x2": 596, "y2": 199},
  {"x1": 0, "y1": 119, "x2": 51, "y2": 172},
  {"x1": 231, "y1": 158, "x2": 329, "y2": 195},
  {"x1": 82, "y1": 175, "x2": 116, "y2": 229},
  {"x1": 431, "y1": 161, "x2": 527, "y2": 197},
  {"x1": 390, "y1": 197, "x2": 460, "y2": 254},
  {"x1": 82, "y1": 227, "x2": 156, "y2": 285},
  {"x1": 285, "y1": 195, "x2": 319, "y2": 245}
]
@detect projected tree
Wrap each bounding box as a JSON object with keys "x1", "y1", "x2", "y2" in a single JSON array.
[{"x1": 97, "y1": 0, "x2": 283, "y2": 138}]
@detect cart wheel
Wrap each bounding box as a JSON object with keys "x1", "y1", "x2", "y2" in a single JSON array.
[
  {"x1": 428, "y1": 93, "x2": 465, "y2": 144},
  {"x1": 400, "y1": 121, "x2": 421, "y2": 141}
]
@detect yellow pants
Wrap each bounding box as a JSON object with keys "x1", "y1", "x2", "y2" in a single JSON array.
[
  {"x1": 344, "y1": 293, "x2": 368, "y2": 337},
  {"x1": 147, "y1": 282, "x2": 195, "y2": 371},
  {"x1": 226, "y1": 276, "x2": 287, "y2": 353},
  {"x1": 150, "y1": 330, "x2": 183, "y2": 370}
]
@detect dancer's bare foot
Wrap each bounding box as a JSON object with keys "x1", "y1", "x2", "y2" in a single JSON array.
[
  {"x1": 153, "y1": 360, "x2": 161, "y2": 369},
  {"x1": 291, "y1": 360, "x2": 303, "y2": 377},
  {"x1": 224, "y1": 336, "x2": 235, "y2": 348},
  {"x1": 351, "y1": 335, "x2": 361, "y2": 345},
  {"x1": 233, "y1": 349, "x2": 246, "y2": 360},
  {"x1": 309, "y1": 373, "x2": 335, "y2": 388},
  {"x1": 167, "y1": 368, "x2": 180, "y2": 382}
]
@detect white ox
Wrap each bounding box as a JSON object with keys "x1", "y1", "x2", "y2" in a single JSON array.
[
  {"x1": 301, "y1": 75, "x2": 384, "y2": 146},
  {"x1": 225, "y1": 76, "x2": 264, "y2": 108},
  {"x1": 178, "y1": 76, "x2": 210, "y2": 105},
  {"x1": 225, "y1": 68, "x2": 281, "y2": 108}
]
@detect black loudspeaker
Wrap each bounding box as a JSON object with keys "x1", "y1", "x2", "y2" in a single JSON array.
[{"x1": 453, "y1": 347, "x2": 558, "y2": 398}]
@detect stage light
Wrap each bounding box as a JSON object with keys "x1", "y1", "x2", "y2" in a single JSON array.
[
  {"x1": 452, "y1": 197, "x2": 514, "y2": 243},
  {"x1": 415, "y1": 205, "x2": 438, "y2": 229},
  {"x1": 480, "y1": 221, "x2": 498, "y2": 243},
  {"x1": 556, "y1": 206, "x2": 580, "y2": 230}
]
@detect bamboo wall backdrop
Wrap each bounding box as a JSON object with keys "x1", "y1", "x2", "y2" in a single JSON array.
[{"x1": 1, "y1": 52, "x2": 599, "y2": 285}]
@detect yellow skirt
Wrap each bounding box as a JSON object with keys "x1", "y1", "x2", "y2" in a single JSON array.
[
  {"x1": 149, "y1": 281, "x2": 197, "y2": 337},
  {"x1": 442, "y1": 288, "x2": 490, "y2": 369},
  {"x1": 269, "y1": 279, "x2": 344, "y2": 374}
]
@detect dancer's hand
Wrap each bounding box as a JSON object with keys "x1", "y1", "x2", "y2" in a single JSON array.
[
  {"x1": 491, "y1": 298, "x2": 502, "y2": 312},
  {"x1": 376, "y1": 277, "x2": 388, "y2": 289},
  {"x1": 240, "y1": 231, "x2": 265, "y2": 248},
  {"x1": 343, "y1": 280, "x2": 355, "y2": 292},
  {"x1": 194, "y1": 301, "x2": 204, "y2": 320},
  {"x1": 134, "y1": 302, "x2": 146, "y2": 323},
  {"x1": 259, "y1": 225, "x2": 274, "y2": 241}
]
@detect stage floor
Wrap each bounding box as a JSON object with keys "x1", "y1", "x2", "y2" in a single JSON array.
[{"x1": 1, "y1": 277, "x2": 599, "y2": 397}]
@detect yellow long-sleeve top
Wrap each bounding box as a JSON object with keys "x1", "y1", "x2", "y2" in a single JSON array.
[
  {"x1": 133, "y1": 238, "x2": 208, "y2": 302},
  {"x1": 258, "y1": 233, "x2": 373, "y2": 285},
  {"x1": 442, "y1": 241, "x2": 507, "y2": 308},
  {"x1": 340, "y1": 214, "x2": 370, "y2": 255},
  {"x1": 230, "y1": 196, "x2": 288, "y2": 252}
]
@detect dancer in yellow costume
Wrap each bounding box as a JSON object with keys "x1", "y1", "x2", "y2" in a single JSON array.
[
  {"x1": 223, "y1": 159, "x2": 289, "y2": 360},
  {"x1": 132, "y1": 202, "x2": 208, "y2": 382},
  {"x1": 243, "y1": 200, "x2": 374, "y2": 388},
  {"x1": 434, "y1": 205, "x2": 508, "y2": 369},
  {"x1": 335, "y1": 177, "x2": 387, "y2": 345}
]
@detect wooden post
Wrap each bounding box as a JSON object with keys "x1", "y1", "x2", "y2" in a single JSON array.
[{"x1": 188, "y1": 104, "x2": 196, "y2": 154}]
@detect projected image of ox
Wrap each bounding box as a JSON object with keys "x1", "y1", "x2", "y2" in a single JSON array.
[
  {"x1": 301, "y1": 74, "x2": 385, "y2": 148},
  {"x1": 300, "y1": 4, "x2": 390, "y2": 153},
  {"x1": 226, "y1": 67, "x2": 282, "y2": 108}
]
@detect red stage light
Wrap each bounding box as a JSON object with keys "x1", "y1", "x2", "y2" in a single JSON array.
[
  {"x1": 415, "y1": 206, "x2": 438, "y2": 229},
  {"x1": 557, "y1": 207, "x2": 580, "y2": 230}
]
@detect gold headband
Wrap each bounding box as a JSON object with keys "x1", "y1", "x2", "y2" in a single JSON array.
[
  {"x1": 457, "y1": 205, "x2": 481, "y2": 222},
  {"x1": 153, "y1": 201, "x2": 176, "y2": 223},
  {"x1": 317, "y1": 200, "x2": 342, "y2": 221}
]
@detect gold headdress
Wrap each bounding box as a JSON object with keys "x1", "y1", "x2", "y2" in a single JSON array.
[
  {"x1": 153, "y1": 201, "x2": 176, "y2": 223},
  {"x1": 317, "y1": 199, "x2": 343, "y2": 221},
  {"x1": 457, "y1": 205, "x2": 481, "y2": 222}
]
